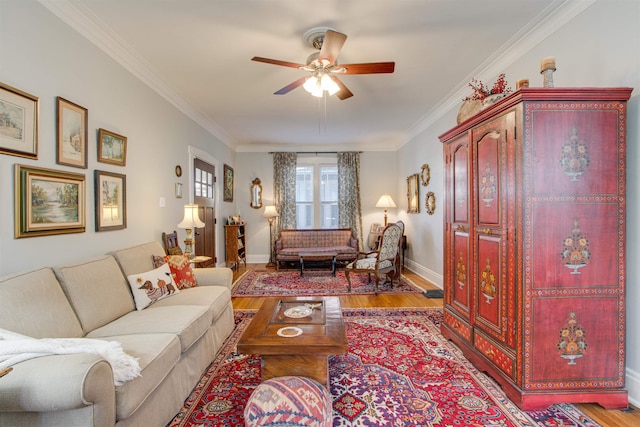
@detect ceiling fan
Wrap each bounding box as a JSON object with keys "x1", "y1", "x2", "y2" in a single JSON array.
[{"x1": 252, "y1": 27, "x2": 395, "y2": 100}]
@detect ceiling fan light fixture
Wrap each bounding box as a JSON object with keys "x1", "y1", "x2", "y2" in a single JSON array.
[
  {"x1": 321, "y1": 74, "x2": 340, "y2": 95},
  {"x1": 303, "y1": 75, "x2": 318, "y2": 93}
]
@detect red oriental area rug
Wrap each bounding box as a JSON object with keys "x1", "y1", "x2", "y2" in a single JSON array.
[
  {"x1": 231, "y1": 269, "x2": 424, "y2": 297},
  {"x1": 168, "y1": 308, "x2": 600, "y2": 427}
]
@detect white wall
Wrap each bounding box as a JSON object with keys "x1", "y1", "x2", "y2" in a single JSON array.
[
  {"x1": 0, "y1": 1, "x2": 236, "y2": 275},
  {"x1": 396, "y1": 0, "x2": 640, "y2": 406}
]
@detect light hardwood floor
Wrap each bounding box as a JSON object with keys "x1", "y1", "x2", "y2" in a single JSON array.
[{"x1": 231, "y1": 263, "x2": 640, "y2": 426}]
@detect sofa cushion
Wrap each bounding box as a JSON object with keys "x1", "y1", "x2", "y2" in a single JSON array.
[
  {"x1": 152, "y1": 254, "x2": 198, "y2": 289},
  {"x1": 54, "y1": 257, "x2": 135, "y2": 335},
  {"x1": 86, "y1": 305, "x2": 211, "y2": 353},
  {"x1": 106, "y1": 333, "x2": 181, "y2": 420},
  {"x1": 0, "y1": 268, "x2": 83, "y2": 339},
  {"x1": 151, "y1": 286, "x2": 231, "y2": 324},
  {"x1": 127, "y1": 263, "x2": 180, "y2": 310},
  {"x1": 112, "y1": 241, "x2": 166, "y2": 277}
]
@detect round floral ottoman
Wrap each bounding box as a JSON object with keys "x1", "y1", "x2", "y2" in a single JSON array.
[{"x1": 244, "y1": 376, "x2": 332, "y2": 427}]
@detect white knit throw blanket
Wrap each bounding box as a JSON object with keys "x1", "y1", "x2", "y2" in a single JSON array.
[{"x1": 0, "y1": 328, "x2": 141, "y2": 386}]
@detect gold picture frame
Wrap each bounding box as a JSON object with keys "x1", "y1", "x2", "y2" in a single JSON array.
[
  {"x1": 97, "y1": 128, "x2": 127, "y2": 166},
  {"x1": 407, "y1": 173, "x2": 419, "y2": 213},
  {"x1": 14, "y1": 164, "x2": 86, "y2": 238},
  {"x1": 56, "y1": 97, "x2": 88, "y2": 169},
  {"x1": 426, "y1": 191, "x2": 436, "y2": 215},
  {"x1": 223, "y1": 164, "x2": 234, "y2": 202},
  {"x1": 0, "y1": 82, "x2": 39, "y2": 159},
  {"x1": 420, "y1": 163, "x2": 431, "y2": 186},
  {"x1": 95, "y1": 170, "x2": 127, "y2": 231}
]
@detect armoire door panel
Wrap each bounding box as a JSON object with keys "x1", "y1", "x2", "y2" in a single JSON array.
[
  {"x1": 531, "y1": 203, "x2": 619, "y2": 289},
  {"x1": 475, "y1": 131, "x2": 501, "y2": 226},
  {"x1": 453, "y1": 144, "x2": 470, "y2": 223},
  {"x1": 452, "y1": 231, "x2": 471, "y2": 318},
  {"x1": 530, "y1": 110, "x2": 620, "y2": 196},
  {"x1": 475, "y1": 234, "x2": 505, "y2": 337},
  {"x1": 528, "y1": 297, "x2": 623, "y2": 388}
]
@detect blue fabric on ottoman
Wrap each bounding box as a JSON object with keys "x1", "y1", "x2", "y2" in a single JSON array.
[{"x1": 244, "y1": 376, "x2": 332, "y2": 427}]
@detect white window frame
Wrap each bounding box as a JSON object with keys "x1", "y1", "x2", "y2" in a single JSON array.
[{"x1": 296, "y1": 155, "x2": 338, "y2": 229}]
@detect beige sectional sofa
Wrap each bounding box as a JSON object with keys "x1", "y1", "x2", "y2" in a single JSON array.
[{"x1": 0, "y1": 241, "x2": 235, "y2": 427}]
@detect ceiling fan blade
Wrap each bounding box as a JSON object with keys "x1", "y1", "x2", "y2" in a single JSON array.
[
  {"x1": 252, "y1": 56, "x2": 305, "y2": 69},
  {"x1": 274, "y1": 76, "x2": 307, "y2": 95},
  {"x1": 318, "y1": 30, "x2": 347, "y2": 65},
  {"x1": 338, "y1": 62, "x2": 395, "y2": 74},
  {"x1": 332, "y1": 76, "x2": 353, "y2": 100}
]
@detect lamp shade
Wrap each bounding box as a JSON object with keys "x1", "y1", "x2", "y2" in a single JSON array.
[
  {"x1": 263, "y1": 205, "x2": 279, "y2": 218},
  {"x1": 178, "y1": 204, "x2": 205, "y2": 228},
  {"x1": 376, "y1": 194, "x2": 396, "y2": 208}
]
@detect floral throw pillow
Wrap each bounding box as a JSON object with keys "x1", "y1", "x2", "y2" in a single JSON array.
[
  {"x1": 127, "y1": 263, "x2": 180, "y2": 310},
  {"x1": 151, "y1": 254, "x2": 198, "y2": 289}
]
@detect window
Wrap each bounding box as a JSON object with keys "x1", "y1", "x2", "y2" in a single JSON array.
[{"x1": 296, "y1": 160, "x2": 338, "y2": 229}]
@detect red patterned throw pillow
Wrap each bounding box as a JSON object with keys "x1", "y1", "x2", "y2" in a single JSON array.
[{"x1": 151, "y1": 254, "x2": 197, "y2": 289}]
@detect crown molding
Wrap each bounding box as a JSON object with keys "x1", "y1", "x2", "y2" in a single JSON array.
[
  {"x1": 38, "y1": 0, "x2": 235, "y2": 149},
  {"x1": 402, "y1": 0, "x2": 598, "y2": 147}
]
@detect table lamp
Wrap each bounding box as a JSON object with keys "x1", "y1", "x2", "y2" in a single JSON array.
[
  {"x1": 376, "y1": 194, "x2": 396, "y2": 226},
  {"x1": 178, "y1": 204, "x2": 205, "y2": 259}
]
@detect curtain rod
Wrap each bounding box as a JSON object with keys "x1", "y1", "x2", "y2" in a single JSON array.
[{"x1": 268, "y1": 151, "x2": 363, "y2": 154}]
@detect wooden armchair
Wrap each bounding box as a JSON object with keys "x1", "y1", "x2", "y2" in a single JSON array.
[
  {"x1": 345, "y1": 223, "x2": 403, "y2": 295},
  {"x1": 162, "y1": 230, "x2": 183, "y2": 255}
]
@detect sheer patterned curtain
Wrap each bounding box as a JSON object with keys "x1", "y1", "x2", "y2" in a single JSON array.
[
  {"x1": 273, "y1": 153, "x2": 297, "y2": 246},
  {"x1": 338, "y1": 152, "x2": 364, "y2": 251}
]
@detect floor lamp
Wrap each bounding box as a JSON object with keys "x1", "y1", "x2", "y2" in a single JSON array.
[
  {"x1": 263, "y1": 205, "x2": 279, "y2": 268},
  {"x1": 178, "y1": 204, "x2": 205, "y2": 259},
  {"x1": 376, "y1": 194, "x2": 396, "y2": 226}
]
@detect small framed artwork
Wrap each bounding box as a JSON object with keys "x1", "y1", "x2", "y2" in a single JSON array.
[
  {"x1": 14, "y1": 164, "x2": 86, "y2": 238},
  {"x1": 0, "y1": 82, "x2": 39, "y2": 159},
  {"x1": 95, "y1": 170, "x2": 127, "y2": 231},
  {"x1": 56, "y1": 97, "x2": 88, "y2": 169},
  {"x1": 97, "y1": 128, "x2": 127, "y2": 166},
  {"x1": 175, "y1": 182, "x2": 183, "y2": 198},
  {"x1": 223, "y1": 164, "x2": 234, "y2": 202}
]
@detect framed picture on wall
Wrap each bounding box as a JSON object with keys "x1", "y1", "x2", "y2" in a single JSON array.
[
  {"x1": 95, "y1": 170, "x2": 127, "y2": 231},
  {"x1": 223, "y1": 164, "x2": 234, "y2": 202},
  {"x1": 97, "y1": 128, "x2": 127, "y2": 166},
  {"x1": 56, "y1": 97, "x2": 88, "y2": 169},
  {"x1": 14, "y1": 164, "x2": 86, "y2": 238},
  {"x1": 0, "y1": 82, "x2": 39, "y2": 159}
]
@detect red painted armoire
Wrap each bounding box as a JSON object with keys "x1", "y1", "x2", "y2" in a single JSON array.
[{"x1": 439, "y1": 88, "x2": 632, "y2": 410}]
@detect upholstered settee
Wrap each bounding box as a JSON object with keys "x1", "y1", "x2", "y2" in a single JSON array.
[
  {"x1": 274, "y1": 228, "x2": 358, "y2": 268},
  {"x1": 0, "y1": 241, "x2": 234, "y2": 427}
]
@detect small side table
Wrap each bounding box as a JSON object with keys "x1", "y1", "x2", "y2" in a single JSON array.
[{"x1": 190, "y1": 256, "x2": 212, "y2": 268}]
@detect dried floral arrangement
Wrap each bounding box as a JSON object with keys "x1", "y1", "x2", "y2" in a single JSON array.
[{"x1": 463, "y1": 73, "x2": 512, "y2": 101}]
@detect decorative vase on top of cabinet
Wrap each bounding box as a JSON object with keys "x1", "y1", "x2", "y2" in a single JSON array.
[{"x1": 439, "y1": 87, "x2": 632, "y2": 410}]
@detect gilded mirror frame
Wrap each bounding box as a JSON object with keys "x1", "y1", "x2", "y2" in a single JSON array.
[
  {"x1": 250, "y1": 178, "x2": 262, "y2": 209},
  {"x1": 420, "y1": 163, "x2": 430, "y2": 186},
  {"x1": 407, "y1": 173, "x2": 419, "y2": 213},
  {"x1": 426, "y1": 191, "x2": 436, "y2": 215}
]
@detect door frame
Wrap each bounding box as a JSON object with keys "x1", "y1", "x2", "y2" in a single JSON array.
[{"x1": 187, "y1": 145, "x2": 224, "y2": 267}]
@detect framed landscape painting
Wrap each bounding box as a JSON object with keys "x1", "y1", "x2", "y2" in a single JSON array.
[
  {"x1": 97, "y1": 128, "x2": 127, "y2": 166},
  {"x1": 223, "y1": 164, "x2": 234, "y2": 202},
  {"x1": 0, "y1": 82, "x2": 39, "y2": 159},
  {"x1": 56, "y1": 97, "x2": 88, "y2": 169},
  {"x1": 14, "y1": 164, "x2": 86, "y2": 238},
  {"x1": 95, "y1": 170, "x2": 127, "y2": 231}
]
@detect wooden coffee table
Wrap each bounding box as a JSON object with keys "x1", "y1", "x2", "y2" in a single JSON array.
[
  {"x1": 299, "y1": 251, "x2": 337, "y2": 276},
  {"x1": 237, "y1": 296, "x2": 348, "y2": 385}
]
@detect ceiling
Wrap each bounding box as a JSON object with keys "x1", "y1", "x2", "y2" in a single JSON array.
[{"x1": 41, "y1": 0, "x2": 574, "y2": 152}]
